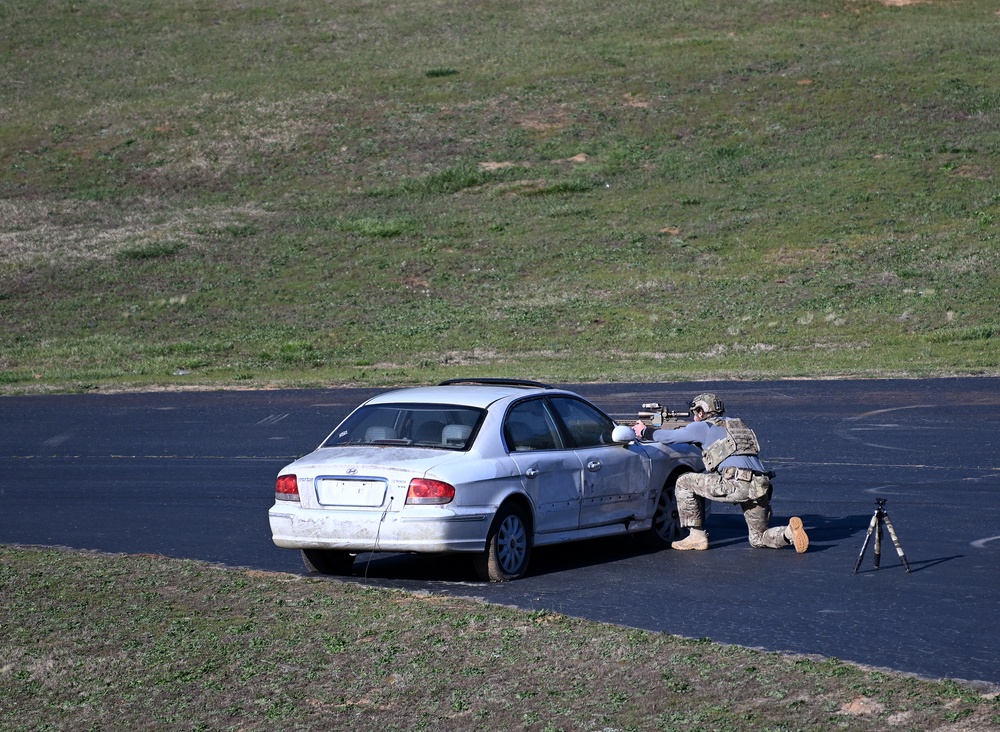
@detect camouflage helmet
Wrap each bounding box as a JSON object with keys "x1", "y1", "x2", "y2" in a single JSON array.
[{"x1": 689, "y1": 393, "x2": 724, "y2": 416}]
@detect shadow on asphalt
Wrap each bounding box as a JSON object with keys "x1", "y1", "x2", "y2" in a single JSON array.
[
  {"x1": 303, "y1": 507, "x2": 973, "y2": 588},
  {"x1": 852, "y1": 554, "x2": 964, "y2": 575},
  {"x1": 340, "y1": 534, "x2": 653, "y2": 584},
  {"x1": 315, "y1": 511, "x2": 919, "y2": 584},
  {"x1": 673, "y1": 511, "x2": 873, "y2": 553}
]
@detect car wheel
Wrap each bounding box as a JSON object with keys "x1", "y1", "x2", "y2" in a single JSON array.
[
  {"x1": 474, "y1": 504, "x2": 531, "y2": 582},
  {"x1": 300, "y1": 549, "x2": 355, "y2": 575},
  {"x1": 638, "y1": 477, "x2": 682, "y2": 549}
]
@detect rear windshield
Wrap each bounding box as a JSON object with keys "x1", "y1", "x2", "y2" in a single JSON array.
[{"x1": 321, "y1": 403, "x2": 484, "y2": 450}]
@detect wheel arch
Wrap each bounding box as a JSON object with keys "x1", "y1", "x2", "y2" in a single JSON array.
[
  {"x1": 662, "y1": 463, "x2": 710, "y2": 519},
  {"x1": 664, "y1": 464, "x2": 694, "y2": 491},
  {"x1": 636, "y1": 463, "x2": 695, "y2": 550},
  {"x1": 486, "y1": 493, "x2": 535, "y2": 548}
]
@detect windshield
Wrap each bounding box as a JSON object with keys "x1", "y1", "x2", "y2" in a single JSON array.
[{"x1": 321, "y1": 403, "x2": 484, "y2": 450}]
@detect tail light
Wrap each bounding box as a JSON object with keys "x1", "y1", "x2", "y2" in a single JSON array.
[
  {"x1": 276, "y1": 474, "x2": 300, "y2": 502},
  {"x1": 406, "y1": 478, "x2": 455, "y2": 505}
]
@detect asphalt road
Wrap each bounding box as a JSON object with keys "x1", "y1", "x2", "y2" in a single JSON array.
[{"x1": 2, "y1": 378, "x2": 999, "y2": 688}]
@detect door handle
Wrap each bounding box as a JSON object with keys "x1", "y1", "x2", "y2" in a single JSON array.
[
  {"x1": 525, "y1": 467, "x2": 539, "y2": 478},
  {"x1": 587, "y1": 460, "x2": 602, "y2": 472}
]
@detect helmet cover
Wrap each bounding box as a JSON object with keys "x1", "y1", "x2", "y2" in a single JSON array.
[{"x1": 690, "y1": 393, "x2": 724, "y2": 416}]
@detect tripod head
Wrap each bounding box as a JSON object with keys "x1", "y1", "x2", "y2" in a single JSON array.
[{"x1": 875, "y1": 497, "x2": 887, "y2": 509}]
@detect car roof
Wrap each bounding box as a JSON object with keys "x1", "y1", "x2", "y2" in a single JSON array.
[{"x1": 364, "y1": 380, "x2": 571, "y2": 410}]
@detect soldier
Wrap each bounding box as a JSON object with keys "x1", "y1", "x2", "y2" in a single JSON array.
[{"x1": 633, "y1": 393, "x2": 808, "y2": 553}]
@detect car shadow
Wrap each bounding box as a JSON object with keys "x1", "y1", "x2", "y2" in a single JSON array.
[
  {"x1": 327, "y1": 511, "x2": 957, "y2": 583},
  {"x1": 338, "y1": 534, "x2": 657, "y2": 584}
]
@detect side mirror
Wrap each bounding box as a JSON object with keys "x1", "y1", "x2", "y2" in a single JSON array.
[{"x1": 612, "y1": 425, "x2": 637, "y2": 444}]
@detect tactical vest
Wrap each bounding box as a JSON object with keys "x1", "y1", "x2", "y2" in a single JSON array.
[{"x1": 701, "y1": 417, "x2": 760, "y2": 471}]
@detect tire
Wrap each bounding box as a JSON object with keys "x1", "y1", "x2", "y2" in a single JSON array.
[
  {"x1": 300, "y1": 549, "x2": 355, "y2": 575},
  {"x1": 638, "y1": 477, "x2": 682, "y2": 549},
  {"x1": 474, "y1": 504, "x2": 532, "y2": 582}
]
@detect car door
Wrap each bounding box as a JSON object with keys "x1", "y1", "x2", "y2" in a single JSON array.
[
  {"x1": 547, "y1": 396, "x2": 648, "y2": 529},
  {"x1": 504, "y1": 398, "x2": 582, "y2": 534}
]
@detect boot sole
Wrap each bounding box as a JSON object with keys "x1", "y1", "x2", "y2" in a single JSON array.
[{"x1": 788, "y1": 516, "x2": 809, "y2": 553}]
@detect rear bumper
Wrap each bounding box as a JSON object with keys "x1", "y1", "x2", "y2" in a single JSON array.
[{"x1": 268, "y1": 504, "x2": 490, "y2": 554}]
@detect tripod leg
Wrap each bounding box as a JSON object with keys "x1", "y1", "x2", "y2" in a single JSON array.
[
  {"x1": 853, "y1": 512, "x2": 879, "y2": 573},
  {"x1": 874, "y1": 511, "x2": 883, "y2": 569},
  {"x1": 881, "y1": 512, "x2": 912, "y2": 573}
]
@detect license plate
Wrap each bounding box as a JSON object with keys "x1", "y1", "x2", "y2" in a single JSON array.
[{"x1": 316, "y1": 478, "x2": 387, "y2": 507}]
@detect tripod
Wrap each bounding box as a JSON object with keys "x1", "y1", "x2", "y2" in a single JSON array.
[{"x1": 854, "y1": 498, "x2": 911, "y2": 573}]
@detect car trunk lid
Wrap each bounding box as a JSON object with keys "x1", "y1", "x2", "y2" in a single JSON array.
[{"x1": 287, "y1": 446, "x2": 463, "y2": 511}]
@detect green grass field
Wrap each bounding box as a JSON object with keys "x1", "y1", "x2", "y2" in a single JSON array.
[
  {"x1": 2, "y1": 0, "x2": 998, "y2": 393},
  {"x1": 3, "y1": 2, "x2": 1000, "y2": 729},
  {"x1": 3, "y1": 546, "x2": 998, "y2": 731}
]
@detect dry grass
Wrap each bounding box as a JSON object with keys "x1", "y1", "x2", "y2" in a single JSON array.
[
  {"x1": 2, "y1": 545, "x2": 998, "y2": 731},
  {"x1": 0, "y1": 199, "x2": 273, "y2": 264}
]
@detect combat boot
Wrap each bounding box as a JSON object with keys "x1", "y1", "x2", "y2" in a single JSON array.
[
  {"x1": 785, "y1": 516, "x2": 809, "y2": 553},
  {"x1": 671, "y1": 529, "x2": 709, "y2": 551}
]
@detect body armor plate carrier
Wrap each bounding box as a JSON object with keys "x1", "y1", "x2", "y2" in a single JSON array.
[{"x1": 702, "y1": 418, "x2": 761, "y2": 472}]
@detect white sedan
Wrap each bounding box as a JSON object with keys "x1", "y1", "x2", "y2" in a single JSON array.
[{"x1": 268, "y1": 379, "x2": 703, "y2": 581}]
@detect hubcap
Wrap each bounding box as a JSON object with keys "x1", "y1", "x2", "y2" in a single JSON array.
[
  {"x1": 497, "y1": 515, "x2": 526, "y2": 572},
  {"x1": 654, "y1": 490, "x2": 680, "y2": 541}
]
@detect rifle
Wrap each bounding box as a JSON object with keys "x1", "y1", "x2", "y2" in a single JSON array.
[{"x1": 635, "y1": 402, "x2": 690, "y2": 430}]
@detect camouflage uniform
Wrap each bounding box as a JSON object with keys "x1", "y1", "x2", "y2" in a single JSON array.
[
  {"x1": 673, "y1": 469, "x2": 789, "y2": 548},
  {"x1": 651, "y1": 418, "x2": 795, "y2": 549}
]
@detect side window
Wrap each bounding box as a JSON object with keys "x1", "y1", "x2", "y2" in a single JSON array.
[
  {"x1": 504, "y1": 398, "x2": 562, "y2": 452},
  {"x1": 548, "y1": 397, "x2": 615, "y2": 448}
]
